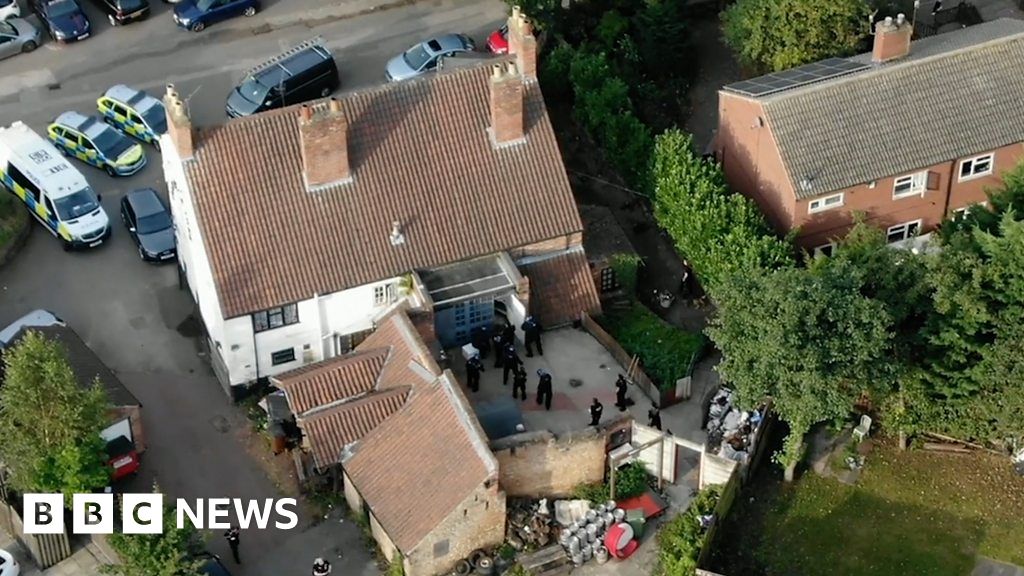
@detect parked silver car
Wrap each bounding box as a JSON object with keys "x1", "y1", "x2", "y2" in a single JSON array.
[
  {"x1": 0, "y1": 17, "x2": 39, "y2": 60},
  {"x1": 385, "y1": 33, "x2": 475, "y2": 82}
]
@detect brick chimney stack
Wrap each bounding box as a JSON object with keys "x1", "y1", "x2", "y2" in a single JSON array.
[
  {"x1": 163, "y1": 84, "x2": 194, "y2": 161},
  {"x1": 872, "y1": 14, "x2": 913, "y2": 63},
  {"x1": 298, "y1": 98, "x2": 352, "y2": 190},
  {"x1": 490, "y1": 62, "x2": 525, "y2": 147},
  {"x1": 507, "y1": 6, "x2": 537, "y2": 79}
]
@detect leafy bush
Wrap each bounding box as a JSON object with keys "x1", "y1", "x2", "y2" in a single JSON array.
[
  {"x1": 539, "y1": 40, "x2": 575, "y2": 100},
  {"x1": 656, "y1": 485, "x2": 722, "y2": 576},
  {"x1": 386, "y1": 559, "x2": 405, "y2": 576},
  {"x1": 609, "y1": 254, "x2": 641, "y2": 297},
  {"x1": 615, "y1": 461, "x2": 651, "y2": 499},
  {"x1": 600, "y1": 302, "x2": 705, "y2": 389},
  {"x1": 595, "y1": 10, "x2": 630, "y2": 50},
  {"x1": 572, "y1": 481, "x2": 611, "y2": 503}
]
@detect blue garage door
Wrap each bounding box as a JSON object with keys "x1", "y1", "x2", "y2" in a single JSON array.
[{"x1": 435, "y1": 298, "x2": 495, "y2": 349}]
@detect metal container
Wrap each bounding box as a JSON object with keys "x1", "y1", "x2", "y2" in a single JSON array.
[
  {"x1": 605, "y1": 500, "x2": 617, "y2": 511},
  {"x1": 603, "y1": 512, "x2": 615, "y2": 528},
  {"x1": 585, "y1": 509, "x2": 598, "y2": 522},
  {"x1": 581, "y1": 545, "x2": 593, "y2": 562},
  {"x1": 559, "y1": 529, "x2": 572, "y2": 546},
  {"x1": 569, "y1": 521, "x2": 580, "y2": 533},
  {"x1": 571, "y1": 552, "x2": 583, "y2": 566},
  {"x1": 576, "y1": 528, "x2": 588, "y2": 543},
  {"x1": 586, "y1": 523, "x2": 599, "y2": 538},
  {"x1": 595, "y1": 545, "x2": 610, "y2": 564},
  {"x1": 613, "y1": 508, "x2": 626, "y2": 522}
]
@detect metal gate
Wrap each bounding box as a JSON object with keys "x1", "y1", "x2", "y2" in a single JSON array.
[{"x1": 435, "y1": 298, "x2": 495, "y2": 348}]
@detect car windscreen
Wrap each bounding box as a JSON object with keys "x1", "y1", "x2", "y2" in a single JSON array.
[
  {"x1": 139, "y1": 104, "x2": 167, "y2": 133},
  {"x1": 196, "y1": 0, "x2": 215, "y2": 11},
  {"x1": 91, "y1": 128, "x2": 133, "y2": 159},
  {"x1": 117, "y1": 0, "x2": 146, "y2": 11},
  {"x1": 237, "y1": 77, "x2": 270, "y2": 104},
  {"x1": 46, "y1": 0, "x2": 79, "y2": 17},
  {"x1": 402, "y1": 44, "x2": 431, "y2": 70},
  {"x1": 53, "y1": 189, "x2": 99, "y2": 221},
  {"x1": 0, "y1": 21, "x2": 15, "y2": 35},
  {"x1": 0, "y1": 0, "x2": 14, "y2": 8},
  {"x1": 137, "y1": 210, "x2": 171, "y2": 234}
]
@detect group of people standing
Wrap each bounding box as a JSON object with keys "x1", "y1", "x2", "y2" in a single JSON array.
[
  {"x1": 589, "y1": 376, "x2": 663, "y2": 430},
  {"x1": 465, "y1": 316, "x2": 553, "y2": 409}
]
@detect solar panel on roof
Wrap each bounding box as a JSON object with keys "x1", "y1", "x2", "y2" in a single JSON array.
[{"x1": 723, "y1": 57, "x2": 869, "y2": 97}]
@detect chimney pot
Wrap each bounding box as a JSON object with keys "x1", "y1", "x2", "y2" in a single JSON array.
[
  {"x1": 492, "y1": 63, "x2": 503, "y2": 79},
  {"x1": 300, "y1": 105, "x2": 312, "y2": 121},
  {"x1": 506, "y1": 61, "x2": 518, "y2": 76},
  {"x1": 328, "y1": 98, "x2": 342, "y2": 113},
  {"x1": 896, "y1": 12, "x2": 906, "y2": 24},
  {"x1": 506, "y1": 7, "x2": 537, "y2": 79},
  {"x1": 884, "y1": 15, "x2": 893, "y2": 25},
  {"x1": 873, "y1": 14, "x2": 913, "y2": 63},
  {"x1": 162, "y1": 86, "x2": 193, "y2": 161}
]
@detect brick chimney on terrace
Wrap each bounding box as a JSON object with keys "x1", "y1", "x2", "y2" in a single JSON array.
[
  {"x1": 163, "y1": 84, "x2": 194, "y2": 161},
  {"x1": 872, "y1": 14, "x2": 913, "y2": 63},
  {"x1": 490, "y1": 62, "x2": 525, "y2": 147},
  {"x1": 507, "y1": 6, "x2": 537, "y2": 79},
  {"x1": 298, "y1": 98, "x2": 351, "y2": 190}
]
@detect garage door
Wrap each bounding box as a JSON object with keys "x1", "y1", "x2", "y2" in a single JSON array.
[
  {"x1": 435, "y1": 298, "x2": 495, "y2": 348},
  {"x1": 100, "y1": 418, "x2": 133, "y2": 444}
]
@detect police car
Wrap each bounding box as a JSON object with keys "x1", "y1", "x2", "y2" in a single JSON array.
[
  {"x1": 97, "y1": 85, "x2": 167, "y2": 149},
  {"x1": 47, "y1": 111, "x2": 146, "y2": 177},
  {"x1": 0, "y1": 121, "x2": 111, "y2": 250}
]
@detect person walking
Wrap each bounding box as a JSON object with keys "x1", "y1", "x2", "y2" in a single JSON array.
[
  {"x1": 536, "y1": 369, "x2": 553, "y2": 410},
  {"x1": 522, "y1": 316, "x2": 543, "y2": 357},
  {"x1": 512, "y1": 365, "x2": 528, "y2": 401},
  {"x1": 648, "y1": 403, "x2": 662, "y2": 430},
  {"x1": 224, "y1": 525, "x2": 241, "y2": 564},
  {"x1": 494, "y1": 323, "x2": 516, "y2": 368},
  {"x1": 615, "y1": 374, "x2": 629, "y2": 411},
  {"x1": 466, "y1": 354, "x2": 484, "y2": 392},
  {"x1": 589, "y1": 398, "x2": 604, "y2": 426},
  {"x1": 312, "y1": 557, "x2": 333, "y2": 575},
  {"x1": 502, "y1": 342, "x2": 522, "y2": 386}
]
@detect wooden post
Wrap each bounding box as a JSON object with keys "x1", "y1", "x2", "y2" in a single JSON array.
[{"x1": 658, "y1": 435, "x2": 665, "y2": 491}]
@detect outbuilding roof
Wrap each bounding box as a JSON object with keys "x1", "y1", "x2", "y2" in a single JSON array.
[{"x1": 181, "y1": 60, "x2": 582, "y2": 318}]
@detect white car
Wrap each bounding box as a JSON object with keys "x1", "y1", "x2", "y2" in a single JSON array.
[
  {"x1": 0, "y1": 0, "x2": 20, "y2": 20},
  {"x1": 0, "y1": 549, "x2": 20, "y2": 576}
]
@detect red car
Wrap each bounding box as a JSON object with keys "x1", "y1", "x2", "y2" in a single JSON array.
[
  {"x1": 486, "y1": 24, "x2": 508, "y2": 54},
  {"x1": 106, "y1": 435, "x2": 140, "y2": 482}
]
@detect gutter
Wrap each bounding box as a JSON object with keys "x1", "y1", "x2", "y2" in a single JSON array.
[{"x1": 940, "y1": 159, "x2": 956, "y2": 219}]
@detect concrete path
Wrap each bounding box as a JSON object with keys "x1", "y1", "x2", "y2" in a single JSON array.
[{"x1": 973, "y1": 557, "x2": 1024, "y2": 576}]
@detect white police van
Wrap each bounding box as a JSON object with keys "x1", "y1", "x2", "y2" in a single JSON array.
[{"x1": 0, "y1": 121, "x2": 110, "y2": 250}]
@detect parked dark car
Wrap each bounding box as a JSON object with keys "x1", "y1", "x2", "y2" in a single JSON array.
[
  {"x1": 91, "y1": 0, "x2": 149, "y2": 26},
  {"x1": 172, "y1": 0, "x2": 257, "y2": 32},
  {"x1": 226, "y1": 38, "x2": 339, "y2": 118},
  {"x1": 120, "y1": 188, "x2": 176, "y2": 262},
  {"x1": 32, "y1": 0, "x2": 90, "y2": 42},
  {"x1": 196, "y1": 553, "x2": 232, "y2": 576}
]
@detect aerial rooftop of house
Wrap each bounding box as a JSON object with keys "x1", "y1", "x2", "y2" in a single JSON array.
[
  {"x1": 720, "y1": 17, "x2": 1024, "y2": 198},
  {"x1": 173, "y1": 53, "x2": 580, "y2": 319}
]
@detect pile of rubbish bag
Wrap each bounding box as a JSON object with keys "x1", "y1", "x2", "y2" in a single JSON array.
[
  {"x1": 706, "y1": 387, "x2": 765, "y2": 463},
  {"x1": 506, "y1": 498, "x2": 557, "y2": 550}
]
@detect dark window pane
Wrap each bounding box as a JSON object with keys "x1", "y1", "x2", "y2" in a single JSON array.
[
  {"x1": 271, "y1": 348, "x2": 296, "y2": 366},
  {"x1": 253, "y1": 311, "x2": 269, "y2": 332},
  {"x1": 283, "y1": 304, "x2": 298, "y2": 325},
  {"x1": 268, "y1": 308, "x2": 284, "y2": 329}
]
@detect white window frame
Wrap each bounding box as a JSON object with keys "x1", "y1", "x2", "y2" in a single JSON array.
[
  {"x1": 892, "y1": 171, "x2": 927, "y2": 199},
  {"x1": 812, "y1": 243, "x2": 836, "y2": 258},
  {"x1": 808, "y1": 193, "x2": 844, "y2": 214},
  {"x1": 958, "y1": 153, "x2": 994, "y2": 181},
  {"x1": 886, "y1": 220, "x2": 922, "y2": 243},
  {"x1": 373, "y1": 283, "x2": 396, "y2": 306},
  {"x1": 952, "y1": 201, "x2": 988, "y2": 220}
]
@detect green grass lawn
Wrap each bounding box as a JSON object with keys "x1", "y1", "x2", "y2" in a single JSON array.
[{"x1": 756, "y1": 441, "x2": 1024, "y2": 576}]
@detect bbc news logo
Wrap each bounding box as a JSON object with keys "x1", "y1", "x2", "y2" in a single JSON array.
[{"x1": 24, "y1": 494, "x2": 299, "y2": 535}]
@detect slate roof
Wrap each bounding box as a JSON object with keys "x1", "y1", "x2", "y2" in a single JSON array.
[
  {"x1": 734, "y1": 19, "x2": 1024, "y2": 198},
  {"x1": 344, "y1": 372, "x2": 496, "y2": 552},
  {"x1": 8, "y1": 325, "x2": 139, "y2": 408},
  {"x1": 518, "y1": 248, "x2": 601, "y2": 327},
  {"x1": 182, "y1": 60, "x2": 582, "y2": 318}
]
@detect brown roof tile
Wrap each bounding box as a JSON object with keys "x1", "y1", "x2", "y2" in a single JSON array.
[
  {"x1": 184, "y1": 63, "x2": 582, "y2": 318},
  {"x1": 299, "y1": 386, "x2": 411, "y2": 469},
  {"x1": 345, "y1": 373, "x2": 496, "y2": 551},
  {"x1": 273, "y1": 349, "x2": 388, "y2": 416},
  {"x1": 519, "y1": 249, "x2": 602, "y2": 327}
]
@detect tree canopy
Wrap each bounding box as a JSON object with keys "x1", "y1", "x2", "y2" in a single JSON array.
[
  {"x1": 722, "y1": 0, "x2": 871, "y2": 73},
  {"x1": 0, "y1": 331, "x2": 110, "y2": 502},
  {"x1": 103, "y1": 486, "x2": 206, "y2": 576}
]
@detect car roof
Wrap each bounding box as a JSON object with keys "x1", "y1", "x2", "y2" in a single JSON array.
[
  {"x1": 105, "y1": 84, "x2": 163, "y2": 114},
  {"x1": 0, "y1": 309, "x2": 64, "y2": 348},
  {"x1": 0, "y1": 122, "x2": 90, "y2": 200},
  {"x1": 254, "y1": 46, "x2": 329, "y2": 83},
  {"x1": 197, "y1": 554, "x2": 232, "y2": 576},
  {"x1": 125, "y1": 188, "x2": 165, "y2": 217},
  {"x1": 430, "y1": 34, "x2": 467, "y2": 53}
]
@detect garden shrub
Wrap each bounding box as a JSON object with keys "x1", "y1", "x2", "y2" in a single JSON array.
[
  {"x1": 656, "y1": 484, "x2": 722, "y2": 576},
  {"x1": 572, "y1": 481, "x2": 611, "y2": 503},
  {"x1": 600, "y1": 302, "x2": 705, "y2": 389},
  {"x1": 539, "y1": 41, "x2": 575, "y2": 100},
  {"x1": 615, "y1": 461, "x2": 651, "y2": 499}
]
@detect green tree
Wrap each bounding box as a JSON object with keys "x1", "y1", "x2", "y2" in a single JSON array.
[
  {"x1": 706, "y1": 260, "x2": 893, "y2": 475},
  {"x1": 103, "y1": 486, "x2": 205, "y2": 576},
  {"x1": 722, "y1": 0, "x2": 871, "y2": 73},
  {"x1": 0, "y1": 331, "x2": 110, "y2": 502},
  {"x1": 652, "y1": 129, "x2": 793, "y2": 293}
]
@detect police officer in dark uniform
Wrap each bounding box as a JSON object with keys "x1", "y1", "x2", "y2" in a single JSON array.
[
  {"x1": 589, "y1": 398, "x2": 604, "y2": 426},
  {"x1": 512, "y1": 365, "x2": 528, "y2": 401},
  {"x1": 466, "y1": 354, "x2": 484, "y2": 392},
  {"x1": 471, "y1": 326, "x2": 491, "y2": 359},
  {"x1": 502, "y1": 342, "x2": 522, "y2": 386},
  {"x1": 648, "y1": 404, "x2": 662, "y2": 430},
  {"x1": 536, "y1": 369, "x2": 553, "y2": 410},
  {"x1": 615, "y1": 374, "x2": 629, "y2": 411},
  {"x1": 494, "y1": 323, "x2": 516, "y2": 368},
  {"x1": 312, "y1": 557, "x2": 332, "y2": 575},
  {"x1": 224, "y1": 525, "x2": 241, "y2": 564},
  {"x1": 522, "y1": 316, "x2": 543, "y2": 357}
]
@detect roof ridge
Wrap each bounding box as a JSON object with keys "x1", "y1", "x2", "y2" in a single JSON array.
[
  {"x1": 274, "y1": 347, "x2": 388, "y2": 387},
  {"x1": 298, "y1": 385, "x2": 411, "y2": 421}
]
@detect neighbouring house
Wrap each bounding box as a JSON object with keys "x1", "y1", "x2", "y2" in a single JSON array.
[
  {"x1": 713, "y1": 17, "x2": 1024, "y2": 254},
  {"x1": 3, "y1": 325, "x2": 146, "y2": 453},
  {"x1": 578, "y1": 204, "x2": 637, "y2": 301},
  {"x1": 160, "y1": 8, "x2": 600, "y2": 396},
  {"x1": 274, "y1": 309, "x2": 504, "y2": 576}
]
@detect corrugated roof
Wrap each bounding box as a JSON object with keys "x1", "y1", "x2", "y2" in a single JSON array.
[
  {"x1": 183, "y1": 62, "x2": 582, "y2": 318},
  {"x1": 738, "y1": 19, "x2": 1024, "y2": 198},
  {"x1": 518, "y1": 249, "x2": 601, "y2": 326},
  {"x1": 345, "y1": 373, "x2": 496, "y2": 551}
]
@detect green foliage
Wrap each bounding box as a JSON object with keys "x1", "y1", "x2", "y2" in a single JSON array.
[
  {"x1": 600, "y1": 301, "x2": 705, "y2": 389},
  {"x1": 595, "y1": 10, "x2": 630, "y2": 50},
  {"x1": 707, "y1": 261, "x2": 895, "y2": 463},
  {"x1": 539, "y1": 40, "x2": 574, "y2": 100},
  {"x1": 386, "y1": 559, "x2": 405, "y2": 576},
  {"x1": 103, "y1": 488, "x2": 205, "y2": 576},
  {"x1": 498, "y1": 543, "x2": 517, "y2": 561},
  {"x1": 609, "y1": 253, "x2": 641, "y2": 297},
  {"x1": 500, "y1": 0, "x2": 561, "y2": 31},
  {"x1": 656, "y1": 484, "x2": 722, "y2": 576},
  {"x1": 504, "y1": 564, "x2": 529, "y2": 576},
  {"x1": 615, "y1": 461, "x2": 651, "y2": 499},
  {"x1": 634, "y1": 0, "x2": 689, "y2": 80},
  {"x1": 721, "y1": 0, "x2": 871, "y2": 73},
  {"x1": 572, "y1": 481, "x2": 610, "y2": 503},
  {"x1": 652, "y1": 129, "x2": 793, "y2": 293},
  {"x1": 0, "y1": 331, "x2": 111, "y2": 503}
]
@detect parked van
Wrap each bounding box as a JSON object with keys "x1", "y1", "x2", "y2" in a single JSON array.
[
  {"x1": 0, "y1": 121, "x2": 111, "y2": 250},
  {"x1": 226, "y1": 37, "x2": 339, "y2": 118}
]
